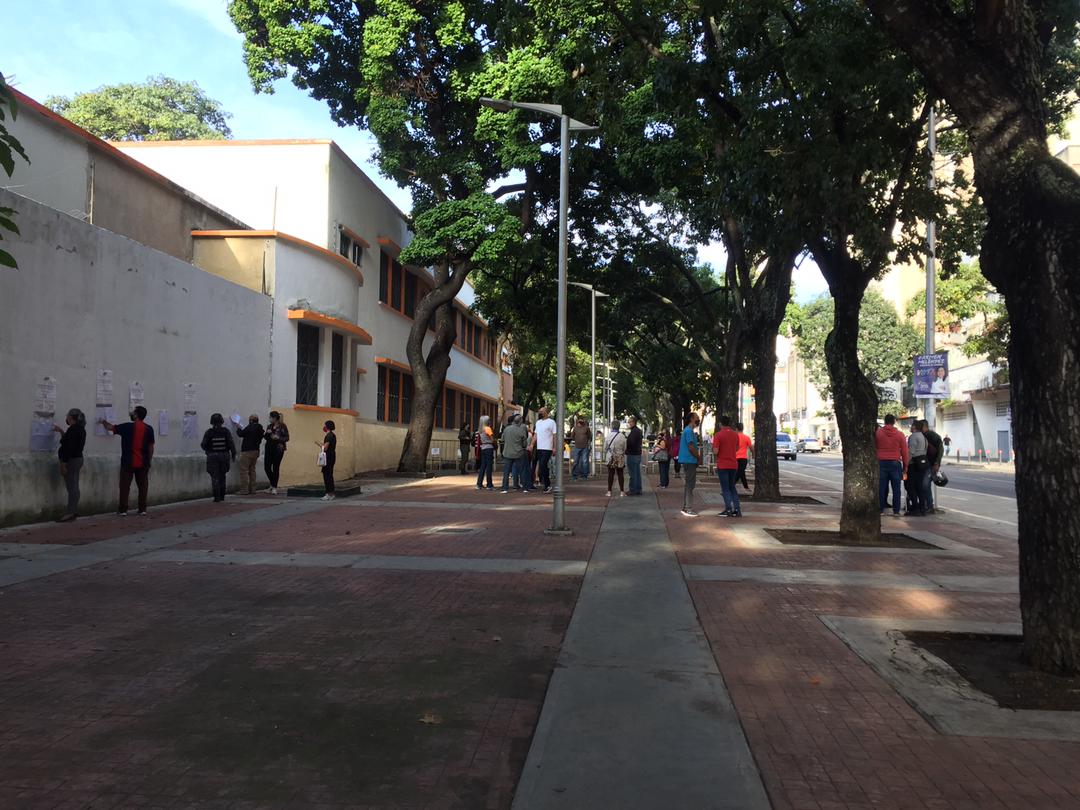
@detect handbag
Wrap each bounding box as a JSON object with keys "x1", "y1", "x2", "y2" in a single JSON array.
[{"x1": 317, "y1": 450, "x2": 327, "y2": 467}]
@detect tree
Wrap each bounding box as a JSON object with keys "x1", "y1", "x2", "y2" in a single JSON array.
[
  {"x1": 0, "y1": 71, "x2": 29, "y2": 269},
  {"x1": 863, "y1": 0, "x2": 1080, "y2": 672},
  {"x1": 45, "y1": 76, "x2": 232, "y2": 141},
  {"x1": 231, "y1": 0, "x2": 566, "y2": 472},
  {"x1": 792, "y1": 291, "x2": 923, "y2": 399}
]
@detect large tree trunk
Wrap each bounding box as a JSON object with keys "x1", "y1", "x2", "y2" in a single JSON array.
[
  {"x1": 815, "y1": 249, "x2": 880, "y2": 541},
  {"x1": 397, "y1": 261, "x2": 470, "y2": 472},
  {"x1": 714, "y1": 377, "x2": 739, "y2": 426},
  {"x1": 864, "y1": 0, "x2": 1080, "y2": 675},
  {"x1": 750, "y1": 328, "x2": 782, "y2": 501}
]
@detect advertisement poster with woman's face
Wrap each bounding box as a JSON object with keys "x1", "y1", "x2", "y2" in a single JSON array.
[{"x1": 914, "y1": 354, "x2": 950, "y2": 399}]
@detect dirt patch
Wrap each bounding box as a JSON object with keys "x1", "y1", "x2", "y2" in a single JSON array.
[
  {"x1": 905, "y1": 632, "x2": 1080, "y2": 712},
  {"x1": 765, "y1": 528, "x2": 935, "y2": 549}
]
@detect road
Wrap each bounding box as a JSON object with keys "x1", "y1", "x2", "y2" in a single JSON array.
[{"x1": 774, "y1": 451, "x2": 1019, "y2": 529}]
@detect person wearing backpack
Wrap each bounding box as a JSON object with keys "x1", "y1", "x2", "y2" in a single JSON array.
[
  {"x1": 201, "y1": 413, "x2": 237, "y2": 503},
  {"x1": 604, "y1": 420, "x2": 627, "y2": 497}
]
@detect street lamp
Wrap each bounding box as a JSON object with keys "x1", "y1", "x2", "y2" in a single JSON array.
[
  {"x1": 569, "y1": 281, "x2": 608, "y2": 477},
  {"x1": 480, "y1": 98, "x2": 597, "y2": 536}
]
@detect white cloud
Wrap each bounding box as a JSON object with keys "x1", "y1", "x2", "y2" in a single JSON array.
[{"x1": 162, "y1": 0, "x2": 241, "y2": 40}]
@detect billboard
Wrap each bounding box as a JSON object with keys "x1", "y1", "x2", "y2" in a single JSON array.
[{"x1": 914, "y1": 353, "x2": 949, "y2": 399}]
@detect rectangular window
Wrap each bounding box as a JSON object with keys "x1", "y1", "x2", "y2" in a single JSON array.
[
  {"x1": 404, "y1": 272, "x2": 417, "y2": 318},
  {"x1": 377, "y1": 366, "x2": 387, "y2": 421},
  {"x1": 472, "y1": 397, "x2": 480, "y2": 433},
  {"x1": 379, "y1": 252, "x2": 389, "y2": 304},
  {"x1": 351, "y1": 241, "x2": 363, "y2": 267},
  {"x1": 295, "y1": 323, "x2": 320, "y2": 406},
  {"x1": 402, "y1": 374, "x2": 413, "y2": 424},
  {"x1": 445, "y1": 389, "x2": 456, "y2": 430},
  {"x1": 339, "y1": 232, "x2": 351, "y2": 258},
  {"x1": 391, "y1": 262, "x2": 403, "y2": 311},
  {"x1": 330, "y1": 333, "x2": 344, "y2": 409},
  {"x1": 388, "y1": 370, "x2": 401, "y2": 423}
]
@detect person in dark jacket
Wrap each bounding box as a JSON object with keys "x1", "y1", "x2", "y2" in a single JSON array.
[
  {"x1": 625, "y1": 416, "x2": 644, "y2": 495},
  {"x1": 263, "y1": 411, "x2": 289, "y2": 494},
  {"x1": 921, "y1": 421, "x2": 945, "y2": 514},
  {"x1": 458, "y1": 422, "x2": 472, "y2": 474},
  {"x1": 100, "y1": 406, "x2": 155, "y2": 516},
  {"x1": 235, "y1": 414, "x2": 264, "y2": 495},
  {"x1": 53, "y1": 408, "x2": 87, "y2": 522},
  {"x1": 319, "y1": 420, "x2": 337, "y2": 500},
  {"x1": 201, "y1": 413, "x2": 237, "y2": 502}
]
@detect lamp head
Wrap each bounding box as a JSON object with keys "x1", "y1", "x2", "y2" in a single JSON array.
[{"x1": 479, "y1": 97, "x2": 514, "y2": 113}]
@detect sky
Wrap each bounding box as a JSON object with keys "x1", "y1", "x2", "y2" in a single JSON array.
[{"x1": 5, "y1": 0, "x2": 828, "y2": 300}]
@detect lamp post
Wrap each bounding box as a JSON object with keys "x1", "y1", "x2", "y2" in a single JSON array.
[
  {"x1": 569, "y1": 282, "x2": 608, "y2": 478},
  {"x1": 480, "y1": 98, "x2": 596, "y2": 535}
]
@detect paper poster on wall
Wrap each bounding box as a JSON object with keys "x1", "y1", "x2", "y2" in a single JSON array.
[
  {"x1": 96, "y1": 369, "x2": 114, "y2": 407},
  {"x1": 95, "y1": 406, "x2": 116, "y2": 436},
  {"x1": 183, "y1": 382, "x2": 197, "y2": 414},
  {"x1": 30, "y1": 417, "x2": 55, "y2": 452},
  {"x1": 34, "y1": 376, "x2": 58, "y2": 415},
  {"x1": 129, "y1": 380, "x2": 145, "y2": 411},
  {"x1": 182, "y1": 413, "x2": 199, "y2": 440},
  {"x1": 158, "y1": 409, "x2": 170, "y2": 437}
]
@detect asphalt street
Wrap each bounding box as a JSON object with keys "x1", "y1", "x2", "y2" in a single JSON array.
[{"x1": 775, "y1": 452, "x2": 1019, "y2": 529}]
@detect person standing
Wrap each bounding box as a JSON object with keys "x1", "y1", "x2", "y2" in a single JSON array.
[
  {"x1": 500, "y1": 414, "x2": 529, "y2": 493},
  {"x1": 235, "y1": 414, "x2": 264, "y2": 495},
  {"x1": 678, "y1": 412, "x2": 701, "y2": 517},
  {"x1": 100, "y1": 406, "x2": 155, "y2": 516},
  {"x1": 735, "y1": 422, "x2": 753, "y2": 491},
  {"x1": 875, "y1": 414, "x2": 909, "y2": 517},
  {"x1": 475, "y1": 415, "x2": 495, "y2": 490},
  {"x1": 263, "y1": 411, "x2": 289, "y2": 495},
  {"x1": 458, "y1": 422, "x2": 472, "y2": 474},
  {"x1": 533, "y1": 407, "x2": 557, "y2": 494},
  {"x1": 570, "y1": 417, "x2": 592, "y2": 480},
  {"x1": 713, "y1": 415, "x2": 742, "y2": 517},
  {"x1": 319, "y1": 420, "x2": 337, "y2": 500},
  {"x1": 201, "y1": 413, "x2": 237, "y2": 503},
  {"x1": 922, "y1": 420, "x2": 944, "y2": 514},
  {"x1": 906, "y1": 420, "x2": 929, "y2": 516},
  {"x1": 604, "y1": 419, "x2": 627, "y2": 497},
  {"x1": 53, "y1": 408, "x2": 87, "y2": 522},
  {"x1": 670, "y1": 430, "x2": 682, "y2": 478},
  {"x1": 625, "y1": 416, "x2": 644, "y2": 495},
  {"x1": 943, "y1": 434, "x2": 952, "y2": 462},
  {"x1": 653, "y1": 429, "x2": 671, "y2": 488}
]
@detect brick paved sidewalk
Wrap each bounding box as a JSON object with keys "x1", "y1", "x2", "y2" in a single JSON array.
[{"x1": 0, "y1": 476, "x2": 605, "y2": 809}]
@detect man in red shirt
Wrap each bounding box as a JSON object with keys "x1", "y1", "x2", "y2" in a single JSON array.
[
  {"x1": 735, "y1": 422, "x2": 753, "y2": 490},
  {"x1": 712, "y1": 415, "x2": 742, "y2": 517},
  {"x1": 875, "y1": 414, "x2": 909, "y2": 517},
  {"x1": 101, "y1": 406, "x2": 156, "y2": 516}
]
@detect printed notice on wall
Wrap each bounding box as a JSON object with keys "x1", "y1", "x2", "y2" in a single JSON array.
[
  {"x1": 183, "y1": 382, "x2": 197, "y2": 414},
  {"x1": 182, "y1": 383, "x2": 198, "y2": 440},
  {"x1": 158, "y1": 409, "x2": 170, "y2": 437},
  {"x1": 182, "y1": 413, "x2": 199, "y2": 440},
  {"x1": 95, "y1": 406, "x2": 115, "y2": 436},
  {"x1": 95, "y1": 370, "x2": 114, "y2": 435},
  {"x1": 129, "y1": 379, "x2": 145, "y2": 411},
  {"x1": 30, "y1": 376, "x2": 58, "y2": 452},
  {"x1": 34, "y1": 376, "x2": 57, "y2": 416},
  {"x1": 30, "y1": 417, "x2": 55, "y2": 452}
]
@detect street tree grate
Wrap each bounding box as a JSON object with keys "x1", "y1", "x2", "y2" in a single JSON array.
[{"x1": 423, "y1": 526, "x2": 485, "y2": 536}]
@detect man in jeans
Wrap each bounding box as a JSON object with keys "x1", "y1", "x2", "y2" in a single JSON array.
[
  {"x1": 499, "y1": 414, "x2": 529, "y2": 493},
  {"x1": 533, "y1": 407, "x2": 557, "y2": 494},
  {"x1": 100, "y1": 405, "x2": 155, "y2": 516},
  {"x1": 921, "y1": 420, "x2": 944, "y2": 513},
  {"x1": 679, "y1": 412, "x2": 701, "y2": 517},
  {"x1": 625, "y1": 416, "x2": 644, "y2": 495},
  {"x1": 570, "y1": 417, "x2": 592, "y2": 480},
  {"x1": 875, "y1": 414, "x2": 909, "y2": 517},
  {"x1": 713, "y1": 415, "x2": 741, "y2": 517}
]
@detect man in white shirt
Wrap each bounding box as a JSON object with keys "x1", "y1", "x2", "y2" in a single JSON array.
[{"x1": 533, "y1": 407, "x2": 558, "y2": 494}]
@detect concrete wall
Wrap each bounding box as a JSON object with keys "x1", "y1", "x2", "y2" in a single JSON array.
[
  {"x1": 0, "y1": 189, "x2": 272, "y2": 525},
  {"x1": 6, "y1": 92, "x2": 245, "y2": 262},
  {"x1": 114, "y1": 141, "x2": 332, "y2": 244}
]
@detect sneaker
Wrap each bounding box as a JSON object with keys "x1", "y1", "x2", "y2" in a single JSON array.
[
  {"x1": 500, "y1": 489, "x2": 509, "y2": 494},
  {"x1": 268, "y1": 487, "x2": 277, "y2": 495},
  {"x1": 137, "y1": 511, "x2": 148, "y2": 517},
  {"x1": 543, "y1": 487, "x2": 552, "y2": 494},
  {"x1": 606, "y1": 491, "x2": 612, "y2": 497},
  {"x1": 321, "y1": 494, "x2": 331, "y2": 501},
  {"x1": 720, "y1": 510, "x2": 732, "y2": 517},
  {"x1": 327, "y1": 494, "x2": 336, "y2": 501},
  {"x1": 117, "y1": 511, "x2": 128, "y2": 517},
  {"x1": 680, "y1": 509, "x2": 698, "y2": 517},
  {"x1": 890, "y1": 512, "x2": 901, "y2": 518},
  {"x1": 619, "y1": 491, "x2": 626, "y2": 497},
  {"x1": 476, "y1": 486, "x2": 484, "y2": 491},
  {"x1": 732, "y1": 511, "x2": 742, "y2": 518}
]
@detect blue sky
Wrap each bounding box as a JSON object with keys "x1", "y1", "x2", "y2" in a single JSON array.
[{"x1": 5, "y1": 0, "x2": 828, "y2": 299}]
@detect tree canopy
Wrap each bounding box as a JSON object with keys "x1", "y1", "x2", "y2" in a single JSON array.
[{"x1": 45, "y1": 76, "x2": 232, "y2": 141}]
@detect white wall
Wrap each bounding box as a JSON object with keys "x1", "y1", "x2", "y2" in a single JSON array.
[
  {"x1": 5, "y1": 104, "x2": 90, "y2": 219},
  {"x1": 0, "y1": 189, "x2": 273, "y2": 525},
  {"x1": 114, "y1": 142, "x2": 331, "y2": 243}
]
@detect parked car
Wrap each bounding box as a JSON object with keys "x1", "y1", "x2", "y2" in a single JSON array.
[
  {"x1": 797, "y1": 437, "x2": 822, "y2": 453},
  {"x1": 776, "y1": 433, "x2": 798, "y2": 460}
]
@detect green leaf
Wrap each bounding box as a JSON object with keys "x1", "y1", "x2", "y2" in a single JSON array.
[{"x1": 0, "y1": 248, "x2": 17, "y2": 268}]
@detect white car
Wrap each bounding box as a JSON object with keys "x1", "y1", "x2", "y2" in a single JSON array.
[
  {"x1": 797, "y1": 437, "x2": 822, "y2": 453},
  {"x1": 776, "y1": 433, "x2": 798, "y2": 461}
]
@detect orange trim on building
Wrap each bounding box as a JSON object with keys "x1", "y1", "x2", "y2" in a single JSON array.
[
  {"x1": 376, "y1": 235, "x2": 404, "y2": 256},
  {"x1": 292, "y1": 403, "x2": 359, "y2": 417},
  {"x1": 287, "y1": 309, "x2": 373, "y2": 344},
  {"x1": 192, "y1": 229, "x2": 364, "y2": 284}
]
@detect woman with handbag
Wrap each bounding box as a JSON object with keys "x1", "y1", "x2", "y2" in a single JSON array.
[
  {"x1": 53, "y1": 408, "x2": 87, "y2": 522},
  {"x1": 605, "y1": 419, "x2": 627, "y2": 497},
  {"x1": 318, "y1": 420, "x2": 337, "y2": 501},
  {"x1": 652, "y1": 429, "x2": 671, "y2": 488}
]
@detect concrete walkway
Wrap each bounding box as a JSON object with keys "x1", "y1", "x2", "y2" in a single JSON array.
[{"x1": 512, "y1": 493, "x2": 771, "y2": 809}]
